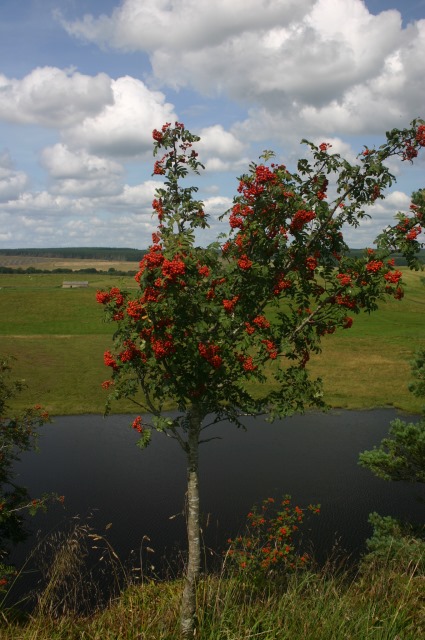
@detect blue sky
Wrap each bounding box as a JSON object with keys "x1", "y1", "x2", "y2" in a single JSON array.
[{"x1": 0, "y1": 0, "x2": 424, "y2": 249}]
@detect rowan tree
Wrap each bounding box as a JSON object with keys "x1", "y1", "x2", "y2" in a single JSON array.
[{"x1": 97, "y1": 120, "x2": 424, "y2": 638}]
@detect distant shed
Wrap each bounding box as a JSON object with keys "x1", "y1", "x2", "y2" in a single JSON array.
[{"x1": 62, "y1": 281, "x2": 89, "y2": 289}]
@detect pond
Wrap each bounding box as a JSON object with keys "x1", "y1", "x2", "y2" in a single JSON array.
[{"x1": 10, "y1": 408, "x2": 423, "y2": 579}]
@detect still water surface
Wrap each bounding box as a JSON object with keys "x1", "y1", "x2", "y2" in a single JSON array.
[{"x1": 12, "y1": 408, "x2": 424, "y2": 576}]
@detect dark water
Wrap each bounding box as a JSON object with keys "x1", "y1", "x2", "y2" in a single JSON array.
[
  {"x1": 4, "y1": 410, "x2": 425, "y2": 611},
  {"x1": 9, "y1": 409, "x2": 424, "y2": 594}
]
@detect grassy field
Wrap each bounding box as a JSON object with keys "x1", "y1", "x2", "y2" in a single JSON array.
[
  {"x1": 0, "y1": 268, "x2": 424, "y2": 415},
  {"x1": 0, "y1": 254, "x2": 141, "y2": 272},
  {"x1": 309, "y1": 267, "x2": 425, "y2": 411}
]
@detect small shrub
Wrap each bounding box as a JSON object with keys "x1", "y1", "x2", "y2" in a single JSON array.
[
  {"x1": 225, "y1": 495, "x2": 320, "y2": 585},
  {"x1": 361, "y1": 512, "x2": 425, "y2": 574}
]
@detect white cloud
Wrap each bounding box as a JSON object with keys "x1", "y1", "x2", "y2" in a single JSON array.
[
  {"x1": 236, "y1": 17, "x2": 424, "y2": 144},
  {"x1": 366, "y1": 190, "x2": 412, "y2": 218},
  {"x1": 61, "y1": 0, "x2": 406, "y2": 106},
  {"x1": 311, "y1": 137, "x2": 358, "y2": 163},
  {"x1": 64, "y1": 76, "x2": 177, "y2": 158},
  {"x1": 343, "y1": 189, "x2": 413, "y2": 248},
  {"x1": 2, "y1": 191, "x2": 82, "y2": 215},
  {"x1": 41, "y1": 144, "x2": 122, "y2": 180},
  {"x1": 97, "y1": 181, "x2": 159, "y2": 209},
  {"x1": 41, "y1": 144, "x2": 124, "y2": 196},
  {"x1": 296, "y1": 36, "x2": 423, "y2": 135},
  {"x1": 195, "y1": 125, "x2": 250, "y2": 172},
  {"x1": 61, "y1": 215, "x2": 158, "y2": 246},
  {"x1": 61, "y1": 0, "x2": 425, "y2": 144},
  {"x1": 60, "y1": 0, "x2": 314, "y2": 53},
  {"x1": 0, "y1": 178, "x2": 161, "y2": 247},
  {"x1": 0, "y1": 151, "x2": 29, "y2": 202},
  {"x1": 198, "y1": 125, "x2": 245, "y2": 158},
  {"x1": 204, "y1": 195, "x2": 233, "y2": 216},
  {"x1": 0, "y1": 179, "x2": 159, "y2": 218},
  {"x1": 0, "y1": 68, "x2": 178, "y2": 161},
  {"x1": 0, "y1": 0, "x2": 423, "y2": 250},
  {"x1": 0, "y1": 67, "x2": 113, "y2": 128}
]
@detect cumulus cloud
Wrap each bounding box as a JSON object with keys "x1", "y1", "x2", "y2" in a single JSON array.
[
  {"x1": 366, "y1": 190, "x2": 412, "y2": 219},
  {"x1": 0, "y1": 68, "x2": 178, "y2": 160},
  {"x1": 95, "y1": 181, "x2": 159, "y2": 209},
  {"x1": 198, "y1": 125, "x2": 245, "y2": 158},
  {"x1": 1, "y1": 0, "x2": 423, "y2": 249},
  {"x1": 60, "y1": 0, "x2": 314, "y2": 53},
  {"x1": 1, "y1": 191, "x2": 84, "y2": 216},
  {"x1": 151, "y1": 1, "x2": 402, "y2": 108},
  {"x1": 204, "y1": 195, "x2": 233, "y2": 217},
  {"x1": 64, "y1": 76, "x2": 177, "y2": 158},
  {"x1": 0, "y1": 151, "x2": 29, "y2": 202},
  {"x1": 41, "y1": 144, "x2": 122, "y2": 181},
  {"x1": 62, "y1": 0, "x2": 425, "y2": 139},
  {"x1": 297, "y1": 22, "x2": 424, "y2": 136},
  {"x1": 41, "y1": 144, "x2": 124, "y2": 196},
  {"x1": 196, "y1": 125, "x2": 250, "y2": 172},
  {"x1": 60, "y1": 0, "x2": 402, "y2": 101},
  {"x1": 0, "y1": 179, "x2": 162, "y2": 248},
  {"x1": 199, "y1": 195, "x2": 234, "y2": 241},
  {"x1": 61, "y1": 214, "x2": 158, "y2": 246},
  {"x1": 0, "y1": 209, "x2": 156, "y2": 248},
  {"x1": 343, "y1": 190, "x2": 413, "y2": 248},
  {"x1": 311, "y1": 137, "x2": 358, "y2": 163},
  {"x1": 0, "y1": 179, "x2": 159, "y2": 217},
  {"x1": 0, "y1": 67, "x2": 113, "y2": 128}
]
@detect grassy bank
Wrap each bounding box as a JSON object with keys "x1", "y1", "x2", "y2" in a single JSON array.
[
  {"x1": 0, "y1": 269, "x2": 424, "y2": 415},
  {"x1": 2, "y1": 560, "x2": 423, "y2": 639}
]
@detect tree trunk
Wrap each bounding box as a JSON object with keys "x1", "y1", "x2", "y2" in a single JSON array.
[{"x1": 180, "y1": 406, "x2": 202, "y2": 639}]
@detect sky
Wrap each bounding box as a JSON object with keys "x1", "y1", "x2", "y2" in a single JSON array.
[{"x1": 0, "y1": 0, "x2": 424, "y2": 250}]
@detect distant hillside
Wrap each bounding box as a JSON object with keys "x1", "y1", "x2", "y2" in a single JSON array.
[
  {"x1": 0, "y1": 247, "x2": 146, "y2": 261},
  {"x1": 347, "y1": 248, "x2": 425, "y2": 266},
  {"x1": 0, "y1": 246, "x2": 423, "y2": 266}
]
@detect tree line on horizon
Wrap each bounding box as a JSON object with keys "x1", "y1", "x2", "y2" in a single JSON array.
[
  {"x1": 0, "y1": 247, "x2": 146, "y2": 262},
  {"x1": 0, "y1": 246, "x2": 424, "y2": 266}
]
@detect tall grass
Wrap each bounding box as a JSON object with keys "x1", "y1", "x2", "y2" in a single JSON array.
[{"x1": 1, "y1": 553, "x2": 423, "y2": 639}]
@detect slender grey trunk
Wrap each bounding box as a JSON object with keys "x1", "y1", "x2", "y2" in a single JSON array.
[{"x1": 180, "y1": 406, "x2": 202, "y2": 639}]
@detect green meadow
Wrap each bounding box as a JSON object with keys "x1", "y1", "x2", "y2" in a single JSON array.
[{"x1": 0, "y1": 269, "x2": 424, "y2": 415}]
